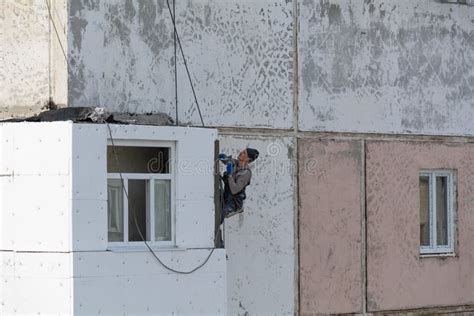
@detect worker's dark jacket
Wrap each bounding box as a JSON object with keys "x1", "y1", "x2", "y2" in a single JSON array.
[{"x1": 226, "y1": 160, "x2": 251, "y2": 208}]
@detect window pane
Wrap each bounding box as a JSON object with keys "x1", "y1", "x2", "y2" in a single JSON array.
[
  {"x1": 107, "y1": 179, "x2": 124, "y2": 242},
  {"x1": 128, "y1": 180, "x2": 148, "y2": 242},
  {"x1": 436, "y1": 176, "x2": 449, "y2": 246},
  {"x1": 154, "y1": 180, "x2": 171, "y2": 241},
  {"x1": 107, "y1": 146, "x2": 170, "y2": 174},
  {"x1": 419, "y1": 176, "x2": 430, "y2": 246}
]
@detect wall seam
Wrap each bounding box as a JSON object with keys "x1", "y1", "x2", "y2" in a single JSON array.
[
  {"x1": 48, "y1": 0, "x2": 52, "y2": 105},
  {"x1": 292, "y1": 0, "x2": 300, "y2": 314},
  {"x1": 362, "y1": 139, "x2": 367, "y2": 315},
  {"x1": 218, "y1": 128, "x2": 474, "y2": 144}
]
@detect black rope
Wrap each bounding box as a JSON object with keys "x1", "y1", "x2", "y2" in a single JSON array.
[
  {"x1": 165, "y1": 0, "x2": 205, "y2": 127},
  {"x1": 44, "y1": 0, "x2": 69, "y2": 73},
  {"x1": 107, "y1": 123, "x2": 216, "y2": 274},
  {"x1": 173, "y1": 0, "x2": 178, "y2": 126},
  {"x1": 45, "y1": 0, "x2": 93, "y2": 107}
]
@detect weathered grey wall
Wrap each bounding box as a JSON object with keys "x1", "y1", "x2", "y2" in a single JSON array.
[
  {"x1": 299, "y1": 0, "x2": 474, "y2": 136},
  {"x1": 173, "y1": 0, "x2": 293, "y2": 128},
  {"x1": 1, "y1": 0, "x2": 50, "y2": 117},
  {"x1": 220, "y1": 135, "x2": 295, "y2": 315},
  {"x1": 68, "y1": 0, "x2": 294, "y2": 128},
  {"x1": 68, "y1": 0, "x2": 176, "y2": 114}
]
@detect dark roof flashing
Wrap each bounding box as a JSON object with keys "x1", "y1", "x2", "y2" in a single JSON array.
[{"x1": 0, "y1": 107, "x2": 175, "y2": 126}]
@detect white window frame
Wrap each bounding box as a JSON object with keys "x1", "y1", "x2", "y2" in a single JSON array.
[
  {"x1": 419, "y1": 170, "x2": 456, "y2": 255},
  {"x1": 107, "y1": 139, "x2": 176, "y2": 248}
]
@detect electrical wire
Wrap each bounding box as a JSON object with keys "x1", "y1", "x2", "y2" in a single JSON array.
[
  {"x1": 44, "y1": 0, "x2": 69, "y2": 73},
  {"x1": 173, "y1": 0, "x2": 178, "y2": 126},
  {"x1": 165, "y1": 0, "x2": 205, "y2": 127},
  {"x1": 45, "y1": 0, "x2": 94, "y2": 107},
  {"x1": 107, "y1": 123, "x2": 218, "y2": 274}
]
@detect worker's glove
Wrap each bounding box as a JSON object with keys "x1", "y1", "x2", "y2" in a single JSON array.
[
  {"x1": 219, "y1": 153, "x2": 226, "y2": 161},
  {"x1": 226, "y1": 163, "x2": 234, "y2": 175}
]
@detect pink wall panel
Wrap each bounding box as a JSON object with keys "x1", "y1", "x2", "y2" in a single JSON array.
[
  {"x1": 366, "y1": 141, "x2": 474, "y2": 311},
  {"x1": 299, "y1": 139, "x2": 363, "y2": 315}
]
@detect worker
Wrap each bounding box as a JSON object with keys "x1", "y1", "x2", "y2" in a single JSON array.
[{"x1": 219, "y1": 147, "x2": 259, "y2": 220}]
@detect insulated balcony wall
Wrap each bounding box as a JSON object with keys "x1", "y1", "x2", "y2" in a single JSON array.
[{"x1": 0, "y1": 122, "x2": 226, "y2": 315}]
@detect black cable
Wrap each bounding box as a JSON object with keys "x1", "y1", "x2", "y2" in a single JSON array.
[
  {"x1": 165, "y1": 0, "x2": 205, "y2": 127},
  {"x1": 44, "y1": 0, "x2": 69, "y2": 73},
  {"x1": 45, "y1": 0, "x2": 93, "y2": 107},
  {"x1": 173, "y1": 0, "x2": 178, "y2": 126},
  {"x1": 107, "y1": 123, "x2": 217, "y2": 274}
]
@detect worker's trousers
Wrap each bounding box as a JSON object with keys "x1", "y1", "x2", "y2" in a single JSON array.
[{"x1": 221, "y1": 182, "x2": 244, "y2": 223}]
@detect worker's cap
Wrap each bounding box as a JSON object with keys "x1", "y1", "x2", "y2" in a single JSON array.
[{"x1": 246, "y1": 148, "x2": 259, "y2": 162}]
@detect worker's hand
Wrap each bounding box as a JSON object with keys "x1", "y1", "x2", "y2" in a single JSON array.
[
  {"x1": 226, "y1": 163, "x2": 233, "y2": 175},
  {"x1": 219, "y1": 153, "x2": 226, "y2": 160}
]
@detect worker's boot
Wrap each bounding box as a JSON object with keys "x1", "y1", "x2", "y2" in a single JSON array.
[{"x1": 225, "y1": 207, "x2": 244, "y2": 218}]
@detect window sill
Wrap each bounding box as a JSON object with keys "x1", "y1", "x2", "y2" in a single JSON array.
[
  {"x1": 420, "y1": 252, "x2": 456, "y2": 258},
  {"x1": 106, "y1": 245, "x2": 187, "y2": 253}
]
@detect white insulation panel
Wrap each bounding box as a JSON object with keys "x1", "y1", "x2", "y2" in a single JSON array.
[
  {"x1": 1, "y1": 276, "x2": 73, "y2": 315},
  {"x1": 0, "y1": 122, "x2": 73, "y2": 252},
  {"x1": 0, "y1": 251, "x2": 73, "y2": 315},
  {"x1": 71, "y1": 199, "x2": 107, "y2": 251},
  {"x1": 2, "y1": 122, "x2": 72, "y2": 176},
  {"x1": 72, "y1": 124, "x2": 107, "y2": 200},
  {"x1": 73, "y1": 249, "x2": 227, "y2": 315},
  {"x1": 3, "y1": 175, "x2": 71, "y2": 251}
]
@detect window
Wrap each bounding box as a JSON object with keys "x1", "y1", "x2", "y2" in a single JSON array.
[
  {"x1": 107, "y1": 141, "x2": 174, "y2": 246},
  {"x1": 419, "y1": 170, "x2": 455, "y2": 255}
]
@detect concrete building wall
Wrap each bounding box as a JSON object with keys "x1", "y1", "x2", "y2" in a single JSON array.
[
  {"x1": 67, "y1": 0, "x2": 176, "y2": 114},
  {"x1": 299, "y1": 139, "x2": 363, "y2": 315},
  {"x1": 299, "y1": 0, "x2": 474, "y2": 136},
  {"x1": 220, "y1": 135, "x2": 295, "y2": 315},
  {"x1": 1, "y1": 0, "x2": 67, "y2": 118},
  {"x1": 50, "y1": 0, "x2": 68, "y2": 106},
  {"x1": 366, "y1": 141, "x2": 474, "y2": 311},
  {"x1": 68, "y1": 0, "x2": 294, "y2": 129},
  {"x1": 1, "y1": 0, "x2": 50, "y2": 117},
  {"x1": 172, "y1": 0, "x2": 294, "y2": 128}
]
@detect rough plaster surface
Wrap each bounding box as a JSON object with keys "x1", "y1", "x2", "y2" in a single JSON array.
[
  {"x1": 68, "y1": 0, "x2": 293, "y2": 128},
  {"x1": 50, "y1": 0, "x2": 68, "y2": 106},
  {"x1": 299, "y1": 139, "x2": 363, "y2": 314},
  {"x1": 1, "y1": 0, "x2": 50, "y2": 117},
  {"x1": 366, "y1": 141, "x2": 474, "y2": 311},
  {"x1": 299, "y1": 0, "x2": 474, "y2": 135},
  {"x1": 173, "y1": 0, "x2": 293, "y2": 128},
  {"x1": 68, "y1": 0, "x2": 176, "y2": 114},
  {"x1": 220, "y1": 135, "x2": 295, "y2": 315}
]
